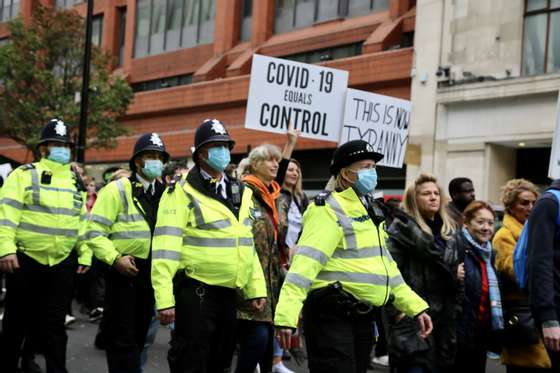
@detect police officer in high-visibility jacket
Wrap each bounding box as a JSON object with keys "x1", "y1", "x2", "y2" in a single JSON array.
[
  {"x1": 0, "y1": 119, "x2": 91, "y2": 373},
  {"x1": 275, "y1": 140, "x2": 433, "y2": 373},
  {"x1": 85, "y1": 132, "x2": 169, "y2": 373},
  {"x1": 152, "y1": 119, "x2": 267, "y2": 373}
]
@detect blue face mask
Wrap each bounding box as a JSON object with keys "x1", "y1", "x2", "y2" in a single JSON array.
[
  {"x1": 48, "y1": 146, "x2": 71, "y2": 165},
  {"x1": 142, "y1": 159, "x2": 163, "y2": 180},
  {"x1": 354, "y1": 168, "x2": 378, "y2": 195},
  {"x1": 206, "y1": 146, "x2": 231, "y2": 172}
]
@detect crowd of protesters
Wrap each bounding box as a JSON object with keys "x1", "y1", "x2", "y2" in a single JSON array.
[{"x1": 1, "y1": 117, "x2": 560, "y2": 373}]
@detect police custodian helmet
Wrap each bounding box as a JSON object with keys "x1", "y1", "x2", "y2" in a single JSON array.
[
  {"x1": 192, "y1": 119, "x2": 235, "y2": 161},
  {"x1": 37, "y1": 119, "x2": 74, "y2": 147},
  {"x1": 129, "y1": 133, "x2": 170, "y2": 171},
  {"x1": 329, "y1": 140, "x2": 384, "y2": 175}
]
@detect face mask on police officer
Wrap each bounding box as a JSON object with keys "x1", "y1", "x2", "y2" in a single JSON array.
[
  {"x1": 47, "y1": 146, "x2": 71, "y2": 165},
  {"x1": 205, "y1": 146, "x2": 231, "y2": 173},
  {"x1": 353, "y1": 168, "x2": 378, "y2": 195},
  {"x1": 142, "y1": 159, "x2": 164, "y2": 180}
]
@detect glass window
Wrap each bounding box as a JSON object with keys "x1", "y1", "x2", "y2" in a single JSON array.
[
  {"x1": 166, "y1": 0, "x2": 183, "y2": 51},
  {"x1": 11, "y1": 0, "x2": 19, "y2": 18},
  {"x1": 1, "y1": 0, "x2": 11, "y2": 22},
  {"x1": 547, "y1": 11, "x2": 560, "y2": 72},
  {"x1": 149, "y1": 0, "x2": 166, "y2": 54},
  {"x1": 134, "y1": 0, "x2": 151, "y2": 57},
  {"x1": 182, "y1": 0, "x2": 200, "y2": 48},
  {"x1": 348, "y1": 0, "x2": 389, "y2": 17},
  {"x1": 0, "y1": 37, "x2": 9, "y2": 46},
  {"x1": 91, "y1": 15, "x2": 103, "y2": 46},
  {"x1": 522, "y1": 1, "x2": 560, "y2": 75},
  {"x1": 198, "y1": 0, "x2": 215, "y2": 44},
  {"x1": 117, "y1": 7, "x2": 126, "y2": 66},
  {"x1": 317, "y1": 0, "x2": 339, "y2": 22},
  {"x1": 240, "y1": 0, "x2": 252, "y2": 42},
  {"x1": 294, "y1": 0, "x2": 315, "y2": 28},
  {"x1": 274, "y1": 0, "x2": 296, "y2": 34}
]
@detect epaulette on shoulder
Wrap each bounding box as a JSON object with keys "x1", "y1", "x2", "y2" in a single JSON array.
[
  {"x1": 314, "y1": 190, "x2": 332, "y2": 206},
  {"x1": 20, "y1": 163, "x2": 35, "y2": 171},
  {"x1": 167, "y1": 174, "x2": 184, "y2": 194}
]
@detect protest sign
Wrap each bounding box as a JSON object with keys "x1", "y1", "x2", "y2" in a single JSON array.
[
  {"x1": 340, "y1": 88, "x2": 411, "y2": 168},
  {"x1": 245, "y1": 54, "x2": 348, "y2": 142},
  {"x1": 548, "y1": 92, "x2": 560, "y2": 179}
]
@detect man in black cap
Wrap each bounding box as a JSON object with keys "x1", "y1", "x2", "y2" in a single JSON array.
[
  {"x1": 152, "y1": 119, "x2": 267, "y2": 373},
  {"x1": 0, "y1": 119, "x2": 91, "y2": 373},
  {"x1": 85, "y1": 132, "x2": 169, "y2": 373},
  {"x1": 275, "y1": 140, "x2": 431, "y2": 373}
]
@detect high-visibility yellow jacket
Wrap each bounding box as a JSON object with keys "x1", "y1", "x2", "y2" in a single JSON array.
[
  {"x1": 85, "y1": 178, "x2": 153, "y2": 265},
  {"x1": 151, "y1": 176, "x2": 267, "y2": 310},
  {"x1": 274, "y1": 187, "x2": 429, "y2": 328},
  {"x1": 0, "y1": 158, "x2": 91, "y2": 266}
]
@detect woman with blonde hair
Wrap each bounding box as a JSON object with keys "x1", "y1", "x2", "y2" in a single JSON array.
[
  {"x1": 385, "y1": 173, "x2": 463, "y2": 373},
  {"x1": 493, "y1": 179, "x2": 551, "y2": 372}
]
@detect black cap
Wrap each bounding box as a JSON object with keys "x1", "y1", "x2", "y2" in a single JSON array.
[
  {"x1": 129, "y1": 133, "x2": 170, "y2": 171},
  {"x1": 193, "y1": 119, "x2": 235, "y2": 162},
  {"x1": 329, "y1": 140, "x2": 384, "y2": 175},
  {"x1": 37, "y1": 119, "x2": 74, "y2": 147}
]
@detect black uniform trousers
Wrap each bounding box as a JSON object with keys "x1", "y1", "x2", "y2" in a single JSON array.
[
  {"x1": 104, "y1": 257, "x2": 155, "y2": 373},
  {"x1": 0, "y1": 252, "x2": 76, "y2": 373},
  {"x1": 302, "y1": 294, "x2": 375, "y2": 373},
  {"x1": 169, "y1": 276, "x2": 237, "y2": 373}
]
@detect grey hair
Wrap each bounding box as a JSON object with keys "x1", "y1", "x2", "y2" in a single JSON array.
[{"x1": 246, "y1": 144, "x2": 282, "y2": 173}]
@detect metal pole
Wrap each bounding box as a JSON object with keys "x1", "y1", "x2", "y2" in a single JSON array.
[{"x1": 77, "y1": 0, "x2": 94, "y2": 164}]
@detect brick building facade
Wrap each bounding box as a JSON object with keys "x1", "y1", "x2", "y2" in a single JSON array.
[{"x1": 0, "y1": 0, "x2": 416, "y2": 190}]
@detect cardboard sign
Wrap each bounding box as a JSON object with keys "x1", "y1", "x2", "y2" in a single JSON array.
[
  {"x1": 340, "y1": 88, "x2": 411, "y2": 168},
  {"x1": 548, "y1": 92, "x2": 560, "y2": 180},
  {"x1": 245, "y1": 54, "x2": 349, "y2": 142}
]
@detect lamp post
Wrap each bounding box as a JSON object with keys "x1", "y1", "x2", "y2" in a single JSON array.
[{"x1": 76, "y1": 0, "x2": 94, "y2": 164}]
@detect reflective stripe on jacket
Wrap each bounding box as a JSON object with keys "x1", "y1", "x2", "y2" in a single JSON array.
[
  {"x1": 274, "y1": 187, "x2": 429, "y2": 328},
  {"x1": 0, "y1": 158, "x2": 91, "y2": 266},
  {"x1": 151, "y1": 177, "x2": 267, "y2": 310},
  {"x1": 85, "y1": 178, "x2": 152, "y2": 265}
]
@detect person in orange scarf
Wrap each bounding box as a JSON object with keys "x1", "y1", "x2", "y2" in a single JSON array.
[{"x1": 235, "y1": 144, "x2": 293, "y2": 373}]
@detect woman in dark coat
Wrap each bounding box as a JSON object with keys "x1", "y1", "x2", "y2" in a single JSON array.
[{"x1": 385, "y1": 173, "x2": 462, "y2": 373}]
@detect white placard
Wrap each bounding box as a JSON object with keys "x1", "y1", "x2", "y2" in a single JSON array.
[
  {"x1": 340, "y1": 88, "x2": 411, "y2": 168},
  {"x1": 244, "y1": 54, "x2": 349, "y2": 142},
  {"x1": 548, "y1": 92, "x2": 560, "y2": 180},
  {"x1": 0, "y1": 163, "x2": 13, "y2": 182}
]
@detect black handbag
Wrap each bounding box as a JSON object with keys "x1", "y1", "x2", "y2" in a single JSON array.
[{"x1": 502, "y1": 302, "x2": 540, "y2": 348}]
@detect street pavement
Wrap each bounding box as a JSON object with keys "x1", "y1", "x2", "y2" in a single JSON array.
[{"x1": 21, "y1": 311, "x2": 506, "y2": 373}]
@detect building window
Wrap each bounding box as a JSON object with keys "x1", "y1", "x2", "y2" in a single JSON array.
[
  {"x1": 0, "y1": 37, "x2": 9, "y2": 46},
  {"x1": 240, "y1": 0, "x2": 252, "y2": 42},
  {"x1": 134, "y1": 0, "x2": 216, "y2": 58},
  {"x1": 283, "y1": 42, "x2": 362, "y2": 63},
  {"x1": 55, "y1": 0, "x2": 82, "y2": 8},
  {"x1": 274, "y1": 0, "x2": 388, "y2": 33},
  {"x1": 91, "y1": 15, "x2": 103, "y2": 47},
  {"x1": 131, "y1": 73, "x2": 193, "y2": 92},
  {"x1": 1, "y1": 0, "x2": 21, "y2": 22},
  {"x1": 117, "y1": 8, "x2": 127, "y2": 66},
  {"x1": 522, "y1": 0, "x2": 560, "y2": 75}
]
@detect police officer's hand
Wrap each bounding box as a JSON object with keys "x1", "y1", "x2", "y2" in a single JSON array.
[
  {"x1": 251, "y1": 298, "x2": 266, "y2": 311},
  {"x1": 276, "y1": 327, "x2": 293, "y2": 350},
  {"x1": 113, "y1": 255, "x2": 139, "y2": 277},
  {"x1": 0, "y1": 254, "x2": 19, "y2": 273},
  {"x1": 77, "y1": 265, "x2": 90, "y2": 274},
  {"x1": 416, "y1": 312, "x2": 433, "y2": 339},
  {"x1": 158, "y1": 308, "x2": 175, "y2": 325},
  {"x1": 543, "y1": 325, "x2": 560, "y2": 351}
]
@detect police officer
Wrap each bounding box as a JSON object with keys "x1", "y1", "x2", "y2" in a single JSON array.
[
  {"x1": 274, "y1": 140, "x2": 433, "y2": 373},
  {"x1": 85, "y1": 132, "x2": 169, "y2": 373},
  {"x1": 0, "y1": 119, "x2": 91, "y2": 373},
  {"x1": 152, "y1": 119, "x2": 267, "y2": 373}
]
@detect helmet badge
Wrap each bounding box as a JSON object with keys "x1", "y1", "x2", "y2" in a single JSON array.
[
  {"x1": 210, "y1": 119, "x2": 227, "y2": 135},
  {"x1": 54, "y1": 120, "x2": 67, "y2": 136},
  {"x1": 150, "y1": 133, "x2": 163, "y2": 147}
]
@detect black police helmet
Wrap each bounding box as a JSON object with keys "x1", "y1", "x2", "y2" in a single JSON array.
[
  {"x1": 329, "y1": 140, "x2": 384, "y2": 175},
  {"x1": 192, "y1": 119, "x2": 235, "y2": 162},
  {"x1": 129, "y1": 133, "x2": 170, "y2": 171},
  {"x1": 37, "y1": 119, "x2": 74, "y2": 147}
]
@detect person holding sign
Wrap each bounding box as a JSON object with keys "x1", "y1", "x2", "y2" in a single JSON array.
[{"x1": 274, "y1": 140, "x2": 432, "y2": 373}]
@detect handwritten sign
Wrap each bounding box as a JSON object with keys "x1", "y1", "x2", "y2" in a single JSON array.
[
  {"x1": 245, "y1": 54, "x2": 348, "y2": 142},
  {"x1": 340, "y1": 88, "x2": 411, "y2": 168}
]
